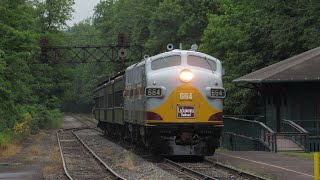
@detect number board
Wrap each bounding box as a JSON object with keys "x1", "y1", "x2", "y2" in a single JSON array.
[
  {"x1": 146, "y1": 88, "x2": 162, "y2": 97},
  {"x1": 179, "y1": 92, "x2": 192, "y2": 100},
  {"x1": 210, "y1": 89, "x2": 225, "y2": 98}
]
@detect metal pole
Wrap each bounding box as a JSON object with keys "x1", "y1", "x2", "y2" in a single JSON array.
[
  {"x1": 274, "y1": 133, "x2": 277, "y2": 153},
  {"x1": 314, "y1": 152, "x2": 319, "y2": 180}
]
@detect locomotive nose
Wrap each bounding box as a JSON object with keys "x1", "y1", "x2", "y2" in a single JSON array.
[{"x1": 179, "y1": 69, "x2": 193, "y2": 82}]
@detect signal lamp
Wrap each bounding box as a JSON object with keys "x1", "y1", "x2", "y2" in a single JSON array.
[{"x1": 179, "y1": 69, "x2": 194, "y2": 83}]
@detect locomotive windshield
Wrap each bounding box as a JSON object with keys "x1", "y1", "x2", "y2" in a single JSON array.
[
  {"x1": 187, "y1": 55, "x2": 216, "y2": 71},
  {"x1": 151, "y1": 55, "x2": 181, "y2": 70}
]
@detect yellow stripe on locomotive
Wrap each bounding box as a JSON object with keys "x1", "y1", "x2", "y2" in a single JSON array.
[{"x1": 146, "y1": 83, "x2": 223, "y2": 124}]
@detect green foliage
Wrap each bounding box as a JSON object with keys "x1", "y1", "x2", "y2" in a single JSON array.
[
  {"x1": 3, "y1": 0, "x2": 320, "y2": 141},
  {"x1": 0, "y1": 130, "x2": 14, "y2": 149},
  {"x1": 0, "y1": 0, "x2": 73, "y2": 147},
  {"x1": 17, "y1": 105, "x2": 63, "y2": 133},
  {"x1": 93, "y1": 0, "x2": 215, "y2": 51},
  {"x1": 34, "y1": 0, "x2": 75, "y2": 32},
  {"x1": 200, "y1": 0, "x2": 320, "y2": 114},
  {"x1": 146, "y1": 0, "x2": 217, "y2": 53}
]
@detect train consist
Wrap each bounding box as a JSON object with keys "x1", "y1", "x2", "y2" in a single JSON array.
[{"x1": 94, "y1": 47, "x2": 225, "y2": 156}]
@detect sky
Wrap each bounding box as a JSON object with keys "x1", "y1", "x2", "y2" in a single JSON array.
[{"x1": 66, "y1": 0, "x2": 101, "y2": 26}]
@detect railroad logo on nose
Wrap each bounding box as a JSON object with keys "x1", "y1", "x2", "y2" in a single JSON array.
[{"x1": 177, "y1": 105, "x2": 195, "y2": 118}]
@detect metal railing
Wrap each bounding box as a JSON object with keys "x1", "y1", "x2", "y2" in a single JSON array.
[
  {"x1": 272, "y1": 132, "x2": 309, "y2": 152},
  {"x1": 222, "y1": 117, "x2": 310, "y2": 152},
  {"x1": 222, "y1": 117, "x2": 275, "y2": 151},
  {"x1": 284, "y1": 119, "x2": 320, "y2": 152},
  {"x1": 276, "y1": 119, "x2": 309, "y2": 152},
  {"x1": 282, "y1": 119, "x2": 309, "y2": 133},
  {"x1": 223, "y1": 115, "x2": 265, "y2": 122},
  {"x1": 290, "y1": 119, "x2": 320, "y2": 136}
]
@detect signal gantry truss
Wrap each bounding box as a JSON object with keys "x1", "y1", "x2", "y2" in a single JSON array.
[{"x1": 27, "y1": 34, "x2": 144, "y2": 64}]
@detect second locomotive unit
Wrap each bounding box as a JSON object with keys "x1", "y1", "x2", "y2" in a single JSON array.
[{"x1": 94, "y1": 47, "x2": 225, "y2": 156}]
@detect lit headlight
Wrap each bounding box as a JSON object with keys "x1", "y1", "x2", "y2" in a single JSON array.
[{"x1": 179, "y1": 69, "x2": 194, "y2": 83}]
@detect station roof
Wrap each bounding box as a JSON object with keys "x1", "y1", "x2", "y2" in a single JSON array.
[{"x1": 233, "y1": 46, "x2": 320, "y2": 83}]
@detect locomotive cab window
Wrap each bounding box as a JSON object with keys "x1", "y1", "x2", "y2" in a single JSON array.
[
  {"x1": 151, "y1": 55, "x2": 181, "y2": 70},
  {"x1": 187, "y1": 55, "x2": 216, "y2": 71}
]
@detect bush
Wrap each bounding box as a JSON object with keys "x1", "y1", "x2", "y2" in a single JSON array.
[
  {"x1": 17, "y1": 105, "x2": 63, "y2": 134},
  {"x1": 0, "y1": 129, "x2": 13, "y2": 149},
  {"x1": 0, "y1": 105, "x2": 63, "y2": 150},
  {"x1": 46, "y1": 109, "x2": 63, "y2": 129}
]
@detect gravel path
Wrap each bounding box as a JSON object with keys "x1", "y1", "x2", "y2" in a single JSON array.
[
  {"x1": 74, "y1": 129, "x2": 178, "y2": 180},
  {"x1": 0, "y1": 131, "x2": 66, "y2": 180}
]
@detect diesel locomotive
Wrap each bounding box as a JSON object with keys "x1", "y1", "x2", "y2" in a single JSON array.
[{"x1": 94, "y1": 48, "x2": 225, "y2": 156}]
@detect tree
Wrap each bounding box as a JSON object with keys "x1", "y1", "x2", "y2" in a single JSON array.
[
  {"x1": 35, "y1": 0, "x2": 75, "y2": 32},
  {"x1": 200, "y1": 0, "x2": 320, "y2": 114}
]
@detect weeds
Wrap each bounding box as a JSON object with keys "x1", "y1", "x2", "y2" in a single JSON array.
[
  {"x1": 0, "y1": 105, "x2": 63, "y2": 156},
  {"x1": 116, "y1": 151, "x2": 137, "y2": 171}
]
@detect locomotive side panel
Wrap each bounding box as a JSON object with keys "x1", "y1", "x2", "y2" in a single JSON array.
[
  {"x1": 135, "y1": 65, "x2": 146, "y2": 125},
  {"x1": 124, "y1": 69, "x2": 133, "y2": 124},
  {"x1": 124, "y1": 62, "x2": 146, "y2": 125}
]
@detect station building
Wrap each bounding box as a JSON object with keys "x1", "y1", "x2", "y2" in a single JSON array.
[{"x1": 227, "y1": 47, "x2": 320, "y2": 152}]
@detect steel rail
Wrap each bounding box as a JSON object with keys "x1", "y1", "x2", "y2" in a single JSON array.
[
  {"x1": 57, "y1": 128, "x2": 125, "y2": 180},
  {"x1": 162, "y1": 158, "x2": 218, "y2": 180},
  {"x1": 76, "y1": 115, "x2": 98, "y2": 125},
  {"x1": 72, "y1": 130, "x2": 125, "y2": 180},
  {"x1": 56, "y1": 129, "x2": 73, "y2": 180},
  {"x1": 70, "y1": 115, "x2": 93, "y2": 127},
  {"x1": 204, "y1": 158, "x2": 267, "y2": 180},
  {"x1": 71, "y1": 115, "x2": 103, "y2": 133}
]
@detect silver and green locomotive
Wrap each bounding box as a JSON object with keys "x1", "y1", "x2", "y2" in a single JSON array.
[{"x1": 94, "y1": 48, "x2": 225, "y2": 156}]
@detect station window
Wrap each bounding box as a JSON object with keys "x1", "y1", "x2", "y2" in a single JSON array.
[
  {"x1": 151, "y1": 55, "x2": 181, "y2": 70},
  {"x1": 187, "y1": 55, "x2": 216, "y2": 71}
]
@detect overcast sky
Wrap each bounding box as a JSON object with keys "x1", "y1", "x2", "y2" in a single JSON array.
[{"x1": 66, "y1": 0, "x2": 101, "y2": 26}]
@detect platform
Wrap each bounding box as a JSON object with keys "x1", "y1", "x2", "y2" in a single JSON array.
[{"x1": 209, "y1": 150, "x2": 314, "y2": 180}]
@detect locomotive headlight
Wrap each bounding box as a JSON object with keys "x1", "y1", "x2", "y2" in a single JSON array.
[{"x1": 179, "y1": 69, "x2": 194, "y2": 83}]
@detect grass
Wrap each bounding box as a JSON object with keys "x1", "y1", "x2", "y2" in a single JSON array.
[
  {"x1": 278, "y1": 152, "x2": 314, "y2": 160},
  {"x1": 0, "y1": 143, "x2": 21, "y2": 159},
  {"x1": 217, "y1": 148, "x2": 314, "y2": 160},
  {"x1": 46, "y1": 109, "x2": 63, "y2": 129},
  {"x1": 43, "y1": 146, "x2": 62, "y2": 174},
  {"x1": 0, "y1": 130, "x2": 13, "y2": 149},
  {"x1": 0, "y1": 130, "x2": 21, "y2": 159},
  {"x1": 43, "y1": 131, "x2": 62, "y2": 174},
  {"x1": 115, "y1": 151, "x2": 137, "y2": 171},
  {"x1": 27, "y1": 131, "x2": 45, "y2": 158}
]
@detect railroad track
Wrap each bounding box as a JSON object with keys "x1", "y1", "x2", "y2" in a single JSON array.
[
  {"x1": 57, "y1": 128, "x2": 124, "y2": 180},
  {"x1": 156, "y1": 157, "x2": 266, "y2": 180},
  {"x1": 157, "y1": 158, "x2": 218, "y2": 180},
  {"x1": 71, "y1": 114, "x2": 97, "y2": 128},
  {"x1": 67, "y1": 115, "x2": 266, "y2": 180},
  {"x1": 204, "y1": 159, "x2": 267, "y2": 180}
]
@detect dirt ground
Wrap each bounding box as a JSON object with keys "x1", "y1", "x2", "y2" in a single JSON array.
[{"x1": 0, "y1": 130, "x2": 66, "y2": 180}]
